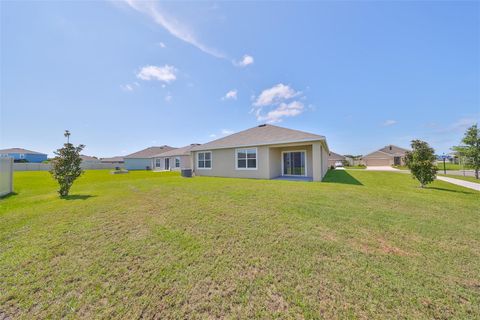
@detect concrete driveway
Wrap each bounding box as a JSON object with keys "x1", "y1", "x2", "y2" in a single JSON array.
[{"x1": 365, "y1": 166, "x2": 401, "y2": 171}]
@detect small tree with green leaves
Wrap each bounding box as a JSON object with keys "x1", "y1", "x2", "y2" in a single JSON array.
[
  {"x1": 50, "y1": 130, "x2": 85, "y2": 197},
  {"x1": 405, "y1": 140, "x2": 438, "y2": 188},
  {"x1": 452, "y1": 124, "x2": 480, "y2": 179}
]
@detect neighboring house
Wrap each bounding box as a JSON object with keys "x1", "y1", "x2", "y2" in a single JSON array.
[
  {"x1": 190, "y1": 124, "x2": 329, "y2": 181},
  {"x1": 0, "y1": 148, "x2": 47, "y2": 163},
  {"x1": 328, "y1": 152, "x2": 346, "y2": 167},
  {"x1": 152, "y1": 144, "x2": 200, "y2": 171},
  {"x1": 80, "y1": 155, "x2": 101, "y2": 164},
  {"x1": 124, "y1": 146, "x2": 175, "y2": 170},
  {"x1": 100, "y1": 156, "x2": 124, "y2": 164},
  {"x1": 361, "y1": 145, "x2": 409, "y2": 166}
]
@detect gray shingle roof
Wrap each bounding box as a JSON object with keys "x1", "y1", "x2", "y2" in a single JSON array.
[
  {"x1": 152, "y1": 144, "x2": 201, "y2": 157},
  {"x1": 100, "y1": 156, "x2": 124, "y2": 163},
  {"x1": 0, "y1": 148, "x2": 46, "y2": 155},
  {"x1": 191, "y1": 124, "x2": 326, "y2": 151},
  {"x1": 363, "y1": 145, "x2": 409, "y2": 158},
  {"x1": 328, "y1": 152, "x2": 346, "y2": 160},
  {"x1": 125, "y1": 146, "x2": 175, "y2": 158}
]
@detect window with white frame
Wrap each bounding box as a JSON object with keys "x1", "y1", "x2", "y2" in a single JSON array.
[
  {"x1": 155, "y1": 158, "x2": 161, "y2": 167},
  {"x1": 175, "y1": 157, "x2": 180, "y2": 168},
  {"x1": 236, "y1": 148, "x2": 257, "y2": 169},
  {"x1": 197, "y1": 152, "x2": 211, "y2": 169}
]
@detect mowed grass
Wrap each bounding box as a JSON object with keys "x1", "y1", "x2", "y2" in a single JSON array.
[{"x1": 0, "y1": 170, "x2": 479, "y2": 319}]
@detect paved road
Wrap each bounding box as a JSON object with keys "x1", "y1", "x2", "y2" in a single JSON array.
[{"x1": 436, "y1": 176, "x2": 480, "y2": 192}]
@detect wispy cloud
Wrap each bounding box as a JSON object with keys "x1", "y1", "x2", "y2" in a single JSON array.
[
  {"x1": 221, "y1": 129, "x2": 234, "y2": 135},
  {"x1": 222, "y1": 89, "x2": 237, "y2": 100},
  {"x1": 158, "y1": 41, "x2": 166, "y2": 48},
  {"x1": 123, "y1": 0, "x2": 225, "y2": 58},
  {"x1": 121, "y1": 84, "x2": 134, "y2": 92},
  {"x1": 234, "y1": 54, "x2": 254, "y2": 67},
  {"x1": 137, "y1": 65, "x2": 177, "y2": 83},
  {"x1": 252, "y1": 84, "x2": 305, "y2": 123},
  {"x1": 165, "y1": 94, "x2": 172, "y2": 102},
  {"x1": 382, "y1": 119, "x2": 397, "y2": 126}
]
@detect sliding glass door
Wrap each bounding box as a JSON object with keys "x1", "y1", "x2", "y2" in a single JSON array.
[{"x1": 282, "y1": 151, "x2": 306, "y2": 176}]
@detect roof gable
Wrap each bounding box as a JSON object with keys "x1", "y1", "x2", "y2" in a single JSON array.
[
  {"x1": 191, "y1": 124, "x2": 325, "y2": 151},
  {"x1": 153, "y1": 144, "x2": 201, "y2": 157},
  {"x1": 0, "y1": 148, "x2": 46, "y2": 155},
  {"x1": 125, "y1": 146, "x2": 175, "y2": 158}
]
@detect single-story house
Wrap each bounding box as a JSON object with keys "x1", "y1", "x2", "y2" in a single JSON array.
[
  {"x1": 100, "y1": 156, "x2": 124, "y2": 164},
  {"x1": 361, "y1": 145, "x2": 409, "y2": 166},
  {"x1": 190, "y1": 124, "x2": 329, "y2": 181},
  {"x1": 124, "y1": 146, "x2": 175, "y2": 170},
  {"x1": 328, "y1": 152, "x2": 346, "y2": 167},
  {"x1": 0, "y1": 148, "x2": 47, "y2": 163},
  {"x1": 80, "y1": 155, "x2": 101, "y2": 164},
  {"x1": 152, "y1": 144, "x2": 200, "y2": 171}
]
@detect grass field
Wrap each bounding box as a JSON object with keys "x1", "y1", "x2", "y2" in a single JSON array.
[
  {"x1": 436, "y1": 162, "x2": 465, "y2": 171},
  {"x1": 1, "y1": 170, "x2": 479, "y2": 319}
]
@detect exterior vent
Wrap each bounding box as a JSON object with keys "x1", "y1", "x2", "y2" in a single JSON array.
[{"x1": 258, "y1": 124, "x2": 267, "y2": 127}]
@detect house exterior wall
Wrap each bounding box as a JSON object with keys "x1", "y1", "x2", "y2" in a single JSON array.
[
  {"x1": 124, "y1": 158, "x2": 153, "y2": 170},
  {"x1": 192, "y1": 141, "x2": 328, "y2": 181},
  {"x1": 361, "y1": 151, "x2": 393, "y2": 166},
  {"x1": 192, "y1": 146, "x2": 270, "y2": 179},
  {"x1": 153, "y1": 155, "x2": 192, "y2": 171},
  {"x1": 0, "y1": 153, "x2": 47, "y2": 163}
]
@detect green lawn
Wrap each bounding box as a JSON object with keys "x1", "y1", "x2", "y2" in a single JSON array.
[
  {"x1": 1, "y1": 170, "x2": 479, "y2": 319},
  {"x1": 439, "y1": 174, "x2": 480, "y2": 183},
  {"x1": 436, "y1": 162, "x2": 464, "y2": 171},
  {"x1": 344, "y1": 165, "x2": 366, "y2": 169}
]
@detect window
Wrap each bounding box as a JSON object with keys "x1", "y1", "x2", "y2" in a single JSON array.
[
  {"x1": 19, "y1": 154, "x2": 25, "y2": 159},
  {"x1": 175, "y1": 157, "x2": 180, "y2": 168},
  {"x1": 236, "y1": 148, "x2": 257, "y2": 169},
  {"x1": 197, "y1": 152, "x2": 211, "y2": 169},
  {"x1": 155, "y1": 158, "x2": 161, "y2": 167}
]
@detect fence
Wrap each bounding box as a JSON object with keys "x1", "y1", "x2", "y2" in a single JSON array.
[
  {"x1": 13, "y1": 162, "x2": 123, "y2": 171},
  {"x1": 0, "y1": 158, "x2": 14, "y2": 197}
]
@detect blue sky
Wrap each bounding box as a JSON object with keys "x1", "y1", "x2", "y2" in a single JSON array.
[{"x1": 1, "y1": 1, "x2": 478, "y2": 157}]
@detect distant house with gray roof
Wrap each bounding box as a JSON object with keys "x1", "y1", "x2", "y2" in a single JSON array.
[
  {"x1": 190, "y1": 124, "x2": 329, "y2": 181},
  {"x1": 0, "y1": 148, "x2": 47, "y2": 163},
  {"x1": 152, "y1": 144, "x2": 200, "y2": 171},
  {"x1": 361, "y1": 145, "x2": 409, "y2": 166},
  {"x1": 124, "y1": 146, "x2": 175, "y2": 170}
]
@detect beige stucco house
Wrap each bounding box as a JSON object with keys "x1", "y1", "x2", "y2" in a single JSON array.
[
  {"x1": 152, "y1": 144, "x2": 200, "y2": 171},
  {"x1": 361, "y1": 145, "x2": 409, "y2": 166},
  {"x1": 190, "y1": 124, "x2": 329, "y2": 181},
  {"x1": 328, "y1": 152, "x2": 346, "y2": 167}
]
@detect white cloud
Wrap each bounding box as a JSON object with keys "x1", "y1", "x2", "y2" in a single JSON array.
[
  {"x1": 256, "y1": 101, "x2": 305, "y2": 124},
  {"x1": 121, "y1": 84, "x2": 134, "y2": 92},
  {"x1": 382, "y1": 120, "x2": 397, "y2": 126},
  {"x1": 252, "y1": 84, "x2": 306, "y2": 123},
  {"x1": 158, "y1": 42, "x2": 166, "y2": 48},
  {"x1": 253, "y1": 84, "x2": 300, "y2": 107},
  {"x1": 165, "y1": 94, "x2": 172, "y2": 102},
  {"x1": 123, "y1": 0, "x2": 225, "y2": 58},
  {"x1": 137, "y1": 65, "x2": 177, "y2": 83},
  {"x1": 222, "y1": 89, "x2": 237, "y2": 100},
  {"x1": 235, "y1": 54, "x2": 254, "y2": 67},
  {"x1": 221, "y1": 129, "x2": 234, "y2": 135},
  {"x1": 209, "y1": 134, "x2": 217, "y2": 138}
]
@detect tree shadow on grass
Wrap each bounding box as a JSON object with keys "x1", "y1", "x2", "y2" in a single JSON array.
[
  {"x1": 426, "y1": 187, "x2": 474, "y2": 195},
  {"x1": 61, "y1": 194, "x2": 96, "y2": 200},
  {"x1": 322, "y1": 170, "x2": 363, "y2": 186}
]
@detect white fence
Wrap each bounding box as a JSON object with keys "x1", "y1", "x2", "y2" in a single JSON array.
[
  {"x1": 13, "y1": 162, "x2": 123, "y2": 171},
  {"x1": 0, "y1": 158, "x2": 13, "y2": 197}
]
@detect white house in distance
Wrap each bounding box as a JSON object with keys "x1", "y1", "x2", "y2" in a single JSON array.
[
  {"x1": 361, "y1": 145, "x2": 409, "y2": 166},
  {"x1": 152, "y1": 144, "x2": 200, "y2": 171},
  {"x1": 190, "y1": 124, "x2": 329, "y2": 181},
  {"x1": 124, "y1": 146, "x2": 175, "y2": 170}
]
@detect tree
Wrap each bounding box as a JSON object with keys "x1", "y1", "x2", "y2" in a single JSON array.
[
  {"x1": 50, "y1": 130, "x2": 85, "y2": 197},
  {"x1": 404, "y1": 140, "x2": 438, "y2": 188},
  {"x1": 452, "y1": 124, "x2": 480, "y2": 179}
]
